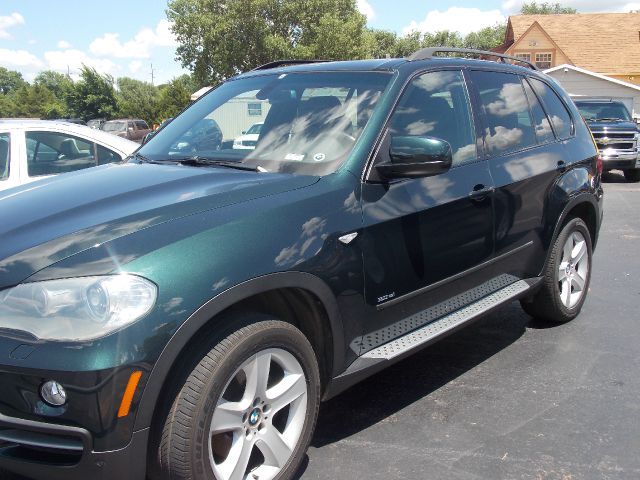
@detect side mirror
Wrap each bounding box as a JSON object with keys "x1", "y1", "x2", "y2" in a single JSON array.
[
  {"x1": 376, "y1": 136, "x2": 453, "y2": 179},
  {"x1": 242, "y1": 130, "x2": 247, "y2": 134}
]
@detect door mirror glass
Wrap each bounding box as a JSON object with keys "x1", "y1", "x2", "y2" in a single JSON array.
[{"x1": 376, "y1": 136, "x2": 452, "y2": 179}]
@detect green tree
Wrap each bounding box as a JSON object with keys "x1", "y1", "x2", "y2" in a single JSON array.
[
  {"x1": 67, "y1": 65, "x2": 118, "y2": 121},
  {"x1": 521, "y1": 2, "x2": 577, "y2": 14},
  {"x1": 463, "y1": 24, "x2": 507, "y2": 50},
  {"x1": 116, "y1": 77, "x2": 160, "y2": 124},
  {"x1": 0, "y1": 67, "x2": 28, "y2": 95},
  {"x1": 363, "y1": 29, "x2": 399, "y2": 59},
  {"x1": 10, "y1": 84, "x2": 59, "y2": 118},
  {"x1": 167, "y1": 0, "x2": 368, "y2": 84},
  {"x1": 34, "y1": 70, "x2": 74, "y2": 100},
  {"x1": 158, "y1": 74, "x2": 196, "y2": 119}
]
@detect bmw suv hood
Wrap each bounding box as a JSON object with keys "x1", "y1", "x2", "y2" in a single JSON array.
[{"x1": 0, "y1": 162, "x2": 318, "y2": 289}]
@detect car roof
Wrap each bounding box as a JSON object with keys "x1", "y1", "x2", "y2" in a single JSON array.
[{"x1": 0, "y1": 119, "x2": 139, "y2": 154}]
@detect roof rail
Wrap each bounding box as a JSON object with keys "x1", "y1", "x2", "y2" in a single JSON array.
[
  {"x1": 408, "y1": 47, "x2": 538, "y2": 71},
  {"x1": 252, "y1": 60, "x2": 329, "y2": 71}
]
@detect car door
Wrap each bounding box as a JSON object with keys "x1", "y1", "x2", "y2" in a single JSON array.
[
  {"x1": 467, "y1": 70, "x2": 573, "y2": 280},
  {"x1": 357, "y1": 69, "x2": 496, "y2": 352}
]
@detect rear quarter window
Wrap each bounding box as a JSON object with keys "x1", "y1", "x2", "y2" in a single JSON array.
[{"x1": 529, "y1": 78, "x2": 573, "y2": 139}]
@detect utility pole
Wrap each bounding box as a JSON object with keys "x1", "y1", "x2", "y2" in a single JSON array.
[{"x1": 150, "y1": 63, "x2": 155, "y2": 86}]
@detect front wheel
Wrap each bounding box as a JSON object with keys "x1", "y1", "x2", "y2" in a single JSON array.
[
  {"x1": 158, "y1": 318, "x2": 320, "y2": 480},
  {"x1": 623, "y1": 168, "x2": 640, "y2": 183},
  {"x1": 521, "y1": 217, "x2": 592, "y2": 322}
]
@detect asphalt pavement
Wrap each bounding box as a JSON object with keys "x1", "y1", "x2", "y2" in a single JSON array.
[{"x1": 2, "y1": 173, "x2": 639, "y2": 480}]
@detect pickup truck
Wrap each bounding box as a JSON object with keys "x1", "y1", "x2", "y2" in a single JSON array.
[
  {"x1": 574, "y1": 99, "x2": 640, "y2": 182},
  {"x1": 103, "y1": 118, "x2": 152, "y2": 143}
]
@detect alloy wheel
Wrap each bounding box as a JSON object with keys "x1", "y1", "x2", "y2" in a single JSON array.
[{"x1": 208, "y1": 348, "x2": 308, "y2": 480}]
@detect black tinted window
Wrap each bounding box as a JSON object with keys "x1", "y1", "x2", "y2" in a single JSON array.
[
  {"x1": 135, "y1": 120, "x2": 148, "y2": 130},
  {"x1": 529, "y1": 78, "x2": 572, "y2": 139},
  {"x1": 471, "y1": 71, "x2": 536, "y2": 156},
  {"x1": 0, "y1": 133, "x2": 9, "y2": 181},
  {"x1": 389, "y1": 70, "x2": 477, "y2": 167},
  {"x1": 523, "y1": 79, "x2": 555, "y2": 144}
]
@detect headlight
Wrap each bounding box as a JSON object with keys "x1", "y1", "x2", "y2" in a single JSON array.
[{"x1": 0, "y1": 275, "x2": 157, "y2": 341}]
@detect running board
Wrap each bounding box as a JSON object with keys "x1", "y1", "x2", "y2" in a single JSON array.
[
  {"x1": 362, "y1": 280, "x2": 531, "y2": 360},
  {"x1": 324, "y1": 278, "x2": 537, "y2": 399}
]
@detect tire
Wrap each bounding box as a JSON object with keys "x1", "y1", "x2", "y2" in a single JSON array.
[
  {"x1": 623, "y1": 169, "x2": 640, "y2": 183},
  {"x1": 520, "y1": 217, "x2": 592, "y2": 323},
  {"x1": 158, "y1": 316, "x2": 320, "y2": 480}
]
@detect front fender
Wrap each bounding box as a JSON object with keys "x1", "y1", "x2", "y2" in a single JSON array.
[{"x1": 132, "y1": 271, "x2": 345, "y2": 431}]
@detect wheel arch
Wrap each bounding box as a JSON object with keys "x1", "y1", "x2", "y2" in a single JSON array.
[
  {"x1": 542, "y1": 192, "x2": 600, "y2": 274},
  {"x1": 134, "y1": 271, "x2": 345, "y2": 432}
]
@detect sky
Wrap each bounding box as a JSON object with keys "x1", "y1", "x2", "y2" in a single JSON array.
[{"x1": 1, "y1": 0, "x2": 639, "y2": 85}]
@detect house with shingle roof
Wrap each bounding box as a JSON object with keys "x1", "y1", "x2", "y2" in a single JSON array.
[{"x1": 495, "y1": 12, "x2": 640, "y2": 119}]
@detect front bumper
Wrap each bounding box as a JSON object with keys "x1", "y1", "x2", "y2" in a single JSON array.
[
  {"x1": 601, "y1": 153, "x2": 640, "y2": 170},
  {"x1": 0, "y1": 412, "x2": 148, "y2": 480}
]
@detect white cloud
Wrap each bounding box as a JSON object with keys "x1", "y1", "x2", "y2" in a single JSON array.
[
  {"x1": 89, "y1": 19, "x2": 177, "y2": 59},
  {"x1": 503, "y1": 0, "x2": 640, "y2": 13},
  {"x1": 0, "y1": 48, "x2": 42, "y2": 68},
  {"x1": 0, "y1": 12, "x2": 24, "y2": 39},
  {"x1": 57, "y1": 40, "x2": 72, "y2": 49},
  {"x1": 357, "y1": 0, "x2": 375, "y2": 20},
  {"x1": 403, "y1": 7, "x2": 506, "y2": 36},
  {"x1": 128, "y1": 60, "x2": 142, "y2": 73},
  {"x1": 44, "y1": 49, "x2": 119, "y2": 79}
]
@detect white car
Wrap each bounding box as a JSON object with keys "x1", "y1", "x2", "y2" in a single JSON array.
[
  {"x1": 0, "y1": 120, "x2": 139, "y2": 191},
  {"x1": 232, "y1": 122, "x2": 263, "y2": 150}
]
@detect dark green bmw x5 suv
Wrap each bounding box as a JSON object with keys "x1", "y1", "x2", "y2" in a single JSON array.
[{"x1": 0, "y1": 49, "x2": 603, "y2": 480}]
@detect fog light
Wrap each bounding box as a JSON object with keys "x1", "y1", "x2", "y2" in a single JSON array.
[{"x1": 41, "y1": 380, "x2": 67, "y2": 406}]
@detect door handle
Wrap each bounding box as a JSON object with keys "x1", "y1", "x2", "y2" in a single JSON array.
[{"x1": 469, "y1": 184, "x2": 494, "y2": 201}]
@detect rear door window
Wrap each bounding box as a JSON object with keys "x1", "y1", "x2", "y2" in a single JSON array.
[
  {"x1": 26, "y1": 131, "x2": 97, "y2": 176},
  {"x1": 0, "y1": 133, "x2": 9, "y2": 181},
  {"x1": 470, "y1": 70, "x2": 537, "y2": 157},
  {"x1": 529, "y1": 78, "x2": 573, "y2": 139}
]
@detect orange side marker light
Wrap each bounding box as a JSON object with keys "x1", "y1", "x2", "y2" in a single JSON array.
[{"x1": 118, "y1": 370, "x2": 143, "y2": 418}]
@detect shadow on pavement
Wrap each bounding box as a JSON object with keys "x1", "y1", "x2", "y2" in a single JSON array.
[
  {"x1": 602, "y1": 171, "x2": 628, "y2": 183},
  {"x1": 310, "y1": 303, "x2": 533, "y2": 449}
]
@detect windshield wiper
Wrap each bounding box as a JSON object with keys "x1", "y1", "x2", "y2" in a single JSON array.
[
  {"x1": 173, "y1": 156, "x2": 266, "y2": 172},
  {"x1": 130, "y1": 152, "x2": 166, "y2": 164}
]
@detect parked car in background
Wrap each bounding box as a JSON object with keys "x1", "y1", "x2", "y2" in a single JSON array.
[
  {"x1": 574, "y1": 99, "x2": 640, "y2": 182},
  {"x1": 233, "y1": 121, "x2": 263, "y2": 149},
  {"x1": 0, "y1": 50, "x2": 603, "y2": 480},
  {"x1": 0, "y1": 119, "x2": 138, "y2": 191},
  {"x1": 103, "y1": 118, "x2": 152, "y2": 143},
  {"x1": 87, "y1": 118, "x2": 107, "y2": 130}
]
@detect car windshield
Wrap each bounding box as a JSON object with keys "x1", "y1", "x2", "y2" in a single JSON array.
[
  {"x1": 138, "y1": 71, "x2": 392, "y2": 175},
  {"x1": 575, "y1": 101, "x2": 632, "y2": 121},
  {"x1": 103, "y1": 121, "x2": 127, "y2": 132},
  {"x1": 246, "y1": 123, "x2": 262, "y2": 135}
]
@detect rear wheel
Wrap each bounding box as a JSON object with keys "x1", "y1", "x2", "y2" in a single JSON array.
[
  {"x1": 623, "y1": 169, "x2": 640, "y2": 183},
  {"x1": 158, "y1": 317, "x2": 320, "y2": 480},
  {"x1": 521, "y1": 218, "x2": 592, "y2": 322}
]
